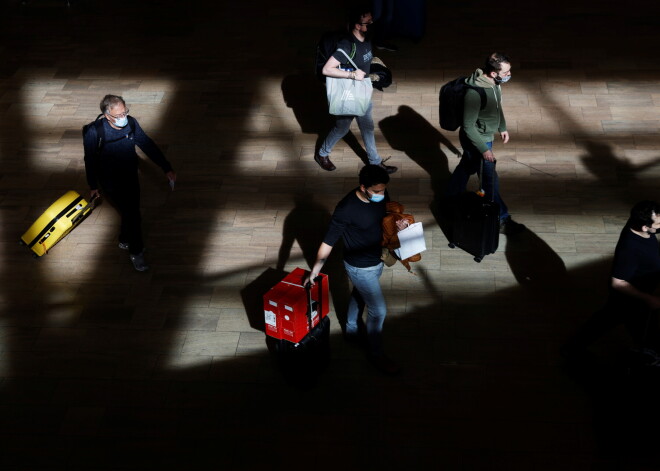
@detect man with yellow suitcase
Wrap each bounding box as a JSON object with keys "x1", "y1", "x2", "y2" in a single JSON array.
[{"x1": 83, "y1": 94, "x2": 176, "y2": 272}]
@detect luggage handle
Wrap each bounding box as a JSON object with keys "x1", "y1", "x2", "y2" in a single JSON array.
[
  {"x1": 304, "y1": 276, "x2": 323, "y2": 331},
  {"x1": 478, "y1": 158, "x2": 496, "y2": 203},
  {"x1": 71, "y1": 194, "x2": 100, "y2": 225}
]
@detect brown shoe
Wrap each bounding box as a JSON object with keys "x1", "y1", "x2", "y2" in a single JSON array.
[{"x1": 314, "y1": 153, "x2": 336, "y2": 171}]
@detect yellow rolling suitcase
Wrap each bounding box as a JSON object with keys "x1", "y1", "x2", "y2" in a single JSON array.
[{"x1": 20, "y1": 191, "x2": 96, "y2": 257}]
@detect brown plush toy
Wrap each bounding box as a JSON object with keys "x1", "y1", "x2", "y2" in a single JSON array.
[{"x1": 381, "y1": 201, "x2": 421, "y2": 272}]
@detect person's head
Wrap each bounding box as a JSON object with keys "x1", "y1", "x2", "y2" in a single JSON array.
[
  {"x1": 347, "y1": 3, "x2": 373, "y2": 38},
  {"x1": 483, "y1": 52, "x2": 512, "y2": 85},
  {"x1": 100, "y1": 94, "x2": 129, "y2": 128},
  {"x1": 359, "y1": 164, "x2": 389, "y2": 203},
  {"x1": 628, "y1": 201, "x2": 660, "y2": 233}
]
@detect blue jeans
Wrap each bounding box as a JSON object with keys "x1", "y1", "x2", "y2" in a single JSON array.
[
  {"x1": 319, "y1": 101, "x2": 382, "y2": 165},
  {"x1": 343, "y1": 261, "x2": 386, "y2": 355},
  {"x1": 445, "y1": 130, "x2": 510, "y2": 220}
]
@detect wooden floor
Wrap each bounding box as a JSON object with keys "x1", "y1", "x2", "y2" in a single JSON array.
[{"x1": 1, "y1": 0, "x2": 660, "y2": 469}]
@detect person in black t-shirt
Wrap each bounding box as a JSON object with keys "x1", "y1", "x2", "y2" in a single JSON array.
[
  {"x1": 306, "y1": 165, "x2": 399, "y2": 374},
  {"x1": 314, "y1": 4, "x2": 397, "y2": 174},
  {"x1": 564, "y1": 201, "x2": 660, "y2": 358}
]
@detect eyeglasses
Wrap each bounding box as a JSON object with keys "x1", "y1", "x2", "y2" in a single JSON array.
[
  {"x1": 360, "y1": 21, "x2": 373, "y2": 25},
  {"x1": 107, "y1": 109, "x2": 129, "y2": 119}
]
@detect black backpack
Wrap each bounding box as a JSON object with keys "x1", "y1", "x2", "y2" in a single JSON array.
[
  {"x1": 439, "y1": 77, "x2": 487, "y2": 131},
  {"x1": 315, "y1": 30, "x2": 355, "y2": 82},
  {"x1": 82, "y1": 114, "x2": 136, "y2": 154}
]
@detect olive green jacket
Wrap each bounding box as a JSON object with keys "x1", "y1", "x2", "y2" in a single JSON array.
[{"x1": 462, "y1": 68, "x2": 507, "y2": 154}]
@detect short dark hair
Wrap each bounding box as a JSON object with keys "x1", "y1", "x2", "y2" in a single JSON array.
[
  {"x1": 359, "y1": 164, "x2": 389, "y2": 188},
  {"x1": 100, "y1": 94, "x2": 126, "y2": 114},
  {"x1": 628, "y1": 200, "x2": 660, "y2": 231},
  {"x1": 347, "y1": 3, "x2": 371, "y2": 30},
  {"x1": 483, "y1": 52, "x2": 510, "y2": 75}
]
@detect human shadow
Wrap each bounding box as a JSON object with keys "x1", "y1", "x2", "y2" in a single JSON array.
[
  {"x1": 276, "y1": 190, "x2": 350, "y2": 330},
  {"x1": 580, "y1": 140, "x2": 660, "y2": 186},
  {"x1": 281, "y1": 72, "x2": 369, "y2": 164},
  {"x1": 504, "y1": 228, "x2": 568, "y2": 294},
  {"x1": 379, "y1": 105, "x2": 460, "y2": 198},
  {"x1": 379, "y1": 105, "x2": 462, "y2": 244}
]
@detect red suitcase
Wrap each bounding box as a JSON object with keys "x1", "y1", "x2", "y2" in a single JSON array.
[{"x1": 263, "y1": 267, "x2": 329, "y2": 344}]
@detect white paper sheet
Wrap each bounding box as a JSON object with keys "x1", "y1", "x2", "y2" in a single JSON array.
[{"x1": 394, "y1": 222, "x2": 427, "y2": 260}]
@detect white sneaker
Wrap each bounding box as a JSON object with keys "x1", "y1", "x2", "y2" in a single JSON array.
[{"x1": 118, "y1": 242, "x2": 129, "y2": 250}]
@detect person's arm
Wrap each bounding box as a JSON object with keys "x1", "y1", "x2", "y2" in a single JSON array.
[
  {"x1": 322, "y1": 55, "x2": 366, "y2": 80},
  {"x1": 305, "y1": 243, "x2": 334, "y2": 286},
  {"x1": 133, "y1": 119, "x2": 175, "y2": 179},
  {"x1": 83, "y1": 124, "x2": 100, "y2": 198},
  {"x1": 304, "y1": 198, "x2": 351, "y2": 285},
  {"x1": 462, "y1": 89, "x2": 491, "y2": 158},
  {"x1": 498, "y1": 90, "x2": 509, "y2": 144},
  {"x1": 611, "y1": 277, "x2": 660, "y2": 309}
]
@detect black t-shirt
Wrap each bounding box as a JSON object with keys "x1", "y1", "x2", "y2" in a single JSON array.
[
  {"x1": 611, "y1": 227, "x2": 660, "y2": 295},
  {"x1": 333, "y1": 35, "x2": 373, "y2": 75},
  {"x1": 323, "y1": 188, "x2": 388, "y2": 267}
]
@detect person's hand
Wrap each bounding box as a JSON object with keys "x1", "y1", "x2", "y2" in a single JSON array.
[
  {"x1": 396, "y1": 219, "x2": 410, "y2": 231},
  {"x1": 354, "y1": 69, "x2": 367, "y2": 81},
  {"x1": 166, "y1": 171, "x2": 177, "y2": 182},
  {"x1": 483, "y1": 149, "x2": 496, "y2": 162},
  {"x1": 90, "y1": 189, "x2": 100, "y2": 199},
  {"x1": 500, "y1": 131, "x2": 510, "y2": 144},
  {"x1": 304, "y1": 269, "x2": 321, "y2": 287}
]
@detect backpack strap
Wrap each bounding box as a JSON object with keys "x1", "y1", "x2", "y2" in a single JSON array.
[
  {"x1": 466, "y1": 84, "x2": 487, "y2": 111},
  {"x1": 93, "y1": 115, "x2": 136, "y2": 153},
  {"x1": 476, "y1": 87, "x2": 487, "y2": 110},
  {"x1": 93, "y1": 115, "x2": 105, "y2": 152}
]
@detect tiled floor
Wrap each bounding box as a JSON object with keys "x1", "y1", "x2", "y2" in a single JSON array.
[{"x1": 1, "y1": 0, "x2": 660, "y2": 469}]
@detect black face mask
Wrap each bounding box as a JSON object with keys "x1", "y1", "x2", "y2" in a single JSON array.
[{"x1": 358, "y1": 22, "x2": 373, "y2": 39}]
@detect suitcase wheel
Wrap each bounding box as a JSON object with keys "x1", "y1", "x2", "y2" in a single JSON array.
[
  {"x1": 18, "y1": 239, "x2": 25, "y2": 246},
  {"x1": 448, "y1": 243, "x2": 455, "y2": 249},
  {"x1": 474, "y1": 256, "x2": 482, "y2": 263}
]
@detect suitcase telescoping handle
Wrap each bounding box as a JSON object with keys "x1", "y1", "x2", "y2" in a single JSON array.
[
  {"x1": 478, "y1": 158, "x2": 496, "y2": 203},
  {"x1": 304, "y1": 276, "x2": 323, "y2": 331},
  {"x1": 71, "y1": 194, "x2": 101, "y2": 225}
]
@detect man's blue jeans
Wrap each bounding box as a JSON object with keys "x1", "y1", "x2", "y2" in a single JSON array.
[
  {"x1": 319, "y1": 101, "x2": 382, "y2": 165},
  {"x1": 445, "y1": 130, "x2": 509, "y2": 221},
  {"x1": 343, "y1": 261, "x2": 386, "y2": 355}
]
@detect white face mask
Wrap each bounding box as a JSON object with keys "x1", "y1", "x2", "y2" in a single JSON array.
[{"x1": 113, "y1": 116, "x2": 129, "y2": 128}]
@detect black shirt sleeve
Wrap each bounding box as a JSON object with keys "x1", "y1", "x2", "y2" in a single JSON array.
[{"x1": 133, "y1": 119, "x2": 173, "y2": 174}]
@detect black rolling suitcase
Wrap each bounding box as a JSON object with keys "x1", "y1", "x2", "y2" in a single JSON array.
[{"x1": 445, "y1": 161, "x2": 500, "y2": 262}]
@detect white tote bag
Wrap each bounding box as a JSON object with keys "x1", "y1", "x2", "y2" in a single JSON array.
[
  {"x1": 394, "y1": 222, "x2": 427, "y2": 260},
  {"x1": 326, "y1": 49, "x2": 373, "y2": 117}
]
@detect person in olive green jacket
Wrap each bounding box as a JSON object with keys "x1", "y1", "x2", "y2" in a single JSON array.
[{"x1": 445, "y1": 52, "x2": 524, "y2": 235}]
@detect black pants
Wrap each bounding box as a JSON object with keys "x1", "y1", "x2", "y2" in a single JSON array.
[
  {"x1": 568, "y1": 295, "x2": 660, "y2": 352},
  {"x1": 101, "y1": 176, "x2": 143, "y2": 255}
]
